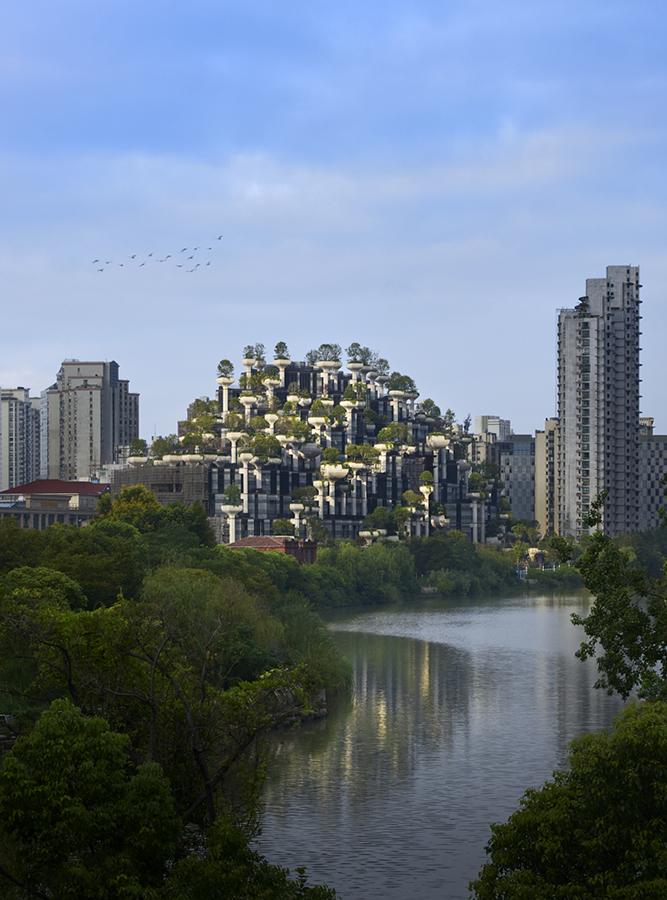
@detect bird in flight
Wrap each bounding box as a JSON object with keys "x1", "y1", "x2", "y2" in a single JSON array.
[
  {"x1": 217, "y1": 235, "x2": 223, "y2": 240},
  {"x1": 148, "y1": 252, "x2": 153, "y2": 257},
  {"x1": 92, "y1": 258, "x2": 99, "y2": 263},
  {"x1": 176, "y1": 264, "x2": 183, "y2": 268},
  {"x1": 180, "y1": 248, "x2": 187, "y2": 252},
  {"x1": 139, "y1": 262, "x2": 145, "y2": 267},
  {"x1": 131, "y1": 254, "x2": 136, "y2": 259},
  {"x1": 105, "y1": 260, "x2": 111, "y2": 264},
  {"x1": 206, "y1": 261, "x2": 211, "y2": 266},
  {"x1": 118, "y1": 263, "x2": 124, "y2": 267},
  {"x1": 187, "y1": 255, "x2": 194, "y2": 260},
  {"x1": 97, "y1": 268, "x2": 104, "y2": 272}
]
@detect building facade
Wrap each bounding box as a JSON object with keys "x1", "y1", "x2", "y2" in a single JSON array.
[
  {"x1": 0, "y1": 479, "x2": 108, "y2": 529},
  {"x1": 638, "y1": 417, "x2": 667, "y2": 532},
  {"x1": 534, "y1": 417, "x2": 560, "y2": 537},
  {"x1": 557, "y1": 266, "x2": 641, "y2": 537},
  {"x1": 44, "y1": 360, "x2": 139, "y2": 481},
  {"x1": 0, "y1": 388, "x2": 41, "y2": 491},
  {"x1": 113, "y1": 348, "x2": 501, "y2": 545},
  {"x1": 474, "y1": 415, "x2": 511, "y2": 442},
  {"x1": 499, "y1": 434, "x2": 536, "y2": 524}
]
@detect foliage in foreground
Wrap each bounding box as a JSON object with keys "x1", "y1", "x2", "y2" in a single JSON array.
[
  {"x1": 0, "y1": 487, "x2": 342, "y2": 897},
  {"x1": 0, "y1": 699, "x2": 335, "y2": 899},
  {"x1": 470, "y1": 701, "x2": 667, "y2": 899}
]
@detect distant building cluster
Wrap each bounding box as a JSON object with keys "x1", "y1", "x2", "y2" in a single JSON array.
[
  {"x1": 1, "y1": 264, "x2": 665, "y2": 541},
  {"x1": 112, "y1": 345, "x2": 497, "y2": 544},
  {"x1": 0, "y1": 360, "x2": 138, "y2": 524}
]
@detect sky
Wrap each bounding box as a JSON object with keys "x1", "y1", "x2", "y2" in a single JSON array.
[{"x1": 1, "y1": 0, "x2": 666, "y2": 437}]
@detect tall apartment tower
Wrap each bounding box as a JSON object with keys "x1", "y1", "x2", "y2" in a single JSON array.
[
  {"x1": 44, "y1": 360, "x2": 140, "y2": 480},
  {"x1": 0, "y1": 388, "x2": 41, "y2": 490},
  {"x1": 534, "y1": 417, "x2": 560, "y2": 537},
  {"x1": 557, "y1": 265, "x2": 641, "y2": 537}
]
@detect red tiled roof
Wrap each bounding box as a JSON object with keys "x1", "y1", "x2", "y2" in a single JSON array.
[
  {"x1": 0, "y1": 480, "x2": 109, "y2": 497},
  {"x1": 232, "y1": 535, "x2": 294, "y2": 549}
]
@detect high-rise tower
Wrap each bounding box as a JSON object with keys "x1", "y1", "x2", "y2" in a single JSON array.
[
  {"x1": 557, "y1": 265, "x2": 641, "y2": 536},
  {"x1": 44, "y1": 360, "x2": 140, "y2": 480}
]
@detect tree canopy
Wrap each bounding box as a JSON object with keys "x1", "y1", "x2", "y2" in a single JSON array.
[{"x1": 471, "y1": 701, "x2": 667, "y2": 899}]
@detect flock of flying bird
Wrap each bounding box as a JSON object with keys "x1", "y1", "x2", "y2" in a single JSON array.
[{"x1": 91, "y1": 235, "x2": 223, "y2": 273}]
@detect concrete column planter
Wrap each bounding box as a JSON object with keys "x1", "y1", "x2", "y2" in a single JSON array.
[
  {"x1": 239, "y1": 452, "x2": 254, "y2": 515},
  {"x1": 426, "y1": 434, "x2": 450, "y2": 450},
  {"x1": 225, "y1": 431, "x2": 245, "y2": 464},
  {"x1": 240, "y1": 395, "x2": 256, "y2": 424},
  {"x1": 273, "y1": 358, "x2": 290, "y2": 386},
  {"x1": 347, "y1": 361, "x2": 363, "y2": 381},
  {"x1": 321, "y1": 463, "x2": 348, "y2": 480},
  {"x1": 216, "y1": 375, "x2": 234, "y2": 414},
  {"x1": 220, "y1": 503, "x2": 243, "y2": 544},
  {"x1": 264, "y1": 413, "x2": 280, "y2": 434}
]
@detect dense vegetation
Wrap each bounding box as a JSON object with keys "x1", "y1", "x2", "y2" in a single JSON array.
[
  {"x1": 471, "y1": 503, "x2": 667, "y2": 898},
  {"x1": 0, "y1": 487, "x2": 341, "y2": 898}
]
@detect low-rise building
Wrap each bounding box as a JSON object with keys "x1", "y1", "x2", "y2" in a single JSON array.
[{"x1": 0, "y1": 479, "x2": 108, "y2": 529}]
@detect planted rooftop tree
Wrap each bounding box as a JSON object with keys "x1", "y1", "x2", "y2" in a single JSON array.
[
  {"x1": 346, "y1": 343, "x2": 379, "y2": 366},
  {"x1": 151, "y1": 435, "x2": 178, "y2": 458},
  {"x1": 242, "y1": 343, "x2": 266, "y2": 366},
  {"x1": 419, "y1": 398, "x2": 442, "y2": 419},
  {"x1": 374, "y1": 357, "x2": 390, "y2": 376},
  {"x1": 222, "y1": 483, "x2": 242, "y2": 505},
  {"x1": 250, "y1": 434, "x2": 282, "y2": 462},
  {"x1": 387, "y1": 372, "x2": 417, "y2": 393},
  {"x1": 378, "y1": 423, "x2": 408, "y2": 445},
  {"x1": 129, "y1": 438, "x2": 148, "y2": 456},
  {"x1": 274, "y1": 341, "x2": 290, "y2": 360},
  {"x1": 306, "y1": 343, "x2": 342, "y2": 365},
  {"x1": 224, "y1": 412, "x2": 245, "y2": 430},
  {"x1": 345, "y1": 443, "x2": 380, "y2": 466},
  {"x1": 217, "y1": 359, "x2": 234, "y2": 378}
]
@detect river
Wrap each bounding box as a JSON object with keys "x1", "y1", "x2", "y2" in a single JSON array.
[{"x1": 256, "y1": 592, "x2": 625, "y2": 899}]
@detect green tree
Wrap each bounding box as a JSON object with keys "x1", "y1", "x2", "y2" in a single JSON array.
[
  {"x1": 378, "y1": 423, "x2": 408, "y2": 445},
  {"x1": 151, "y1": 434, "x2": 178, "y2": 458},
  {"x1": 0, "y1": 698, "x2": 180, "y2": 899},
  {"x1": 272, "y1": 519, "x2": 295, "y2": 536},
  {"x1": 274, "y1": 341, "x2": 290, "y2": 360},
  {"x1": 129, "y1": 437, "x2": 148, "y2": 456},
  {"x1": 471, "y1": 701, "x2": 667, "y2": 899},
  {"x1": 217, "y1": 358, "x2": 234, "y2": 377},
  {"x1": 162, "y1": 818, "x2": 336, "y2": 899},
  {"x1": 572, "y1": 527, "x2": 667, "y2": 700}
]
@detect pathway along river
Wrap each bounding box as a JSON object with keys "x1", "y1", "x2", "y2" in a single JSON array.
[{"x1": 256, "y1": 592, "x2": 625, "y2": 899}]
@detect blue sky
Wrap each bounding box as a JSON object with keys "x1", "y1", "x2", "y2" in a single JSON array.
[{"x1": 1, "y1": 0, "x2": 665, "y2": 436}]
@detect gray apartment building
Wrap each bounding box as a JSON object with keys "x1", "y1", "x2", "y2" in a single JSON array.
[
  {"x1": 0, "y1": 388, "x2": 41, "y2": 491},
  {"x1": 43, "y1": 360, "x2": 140, "y2": 481},
  {"x1": 639, "y1": 417, "x2": 667, "y2": 532},
  {"x1": 557, "y1": 266, "x2": 641, "y2": 537},
  {"x1": 499, "y1": 433, "x2": 536, "y2": 524}
]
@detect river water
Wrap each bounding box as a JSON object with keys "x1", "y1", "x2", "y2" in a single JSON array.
[{"x1": 256, "y1": 593, "x2": 625, "y2": 899}]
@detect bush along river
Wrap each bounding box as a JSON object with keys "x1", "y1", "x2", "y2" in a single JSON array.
[{"x1": 255, "y1": 592, "x2": 625, "y2": 900}]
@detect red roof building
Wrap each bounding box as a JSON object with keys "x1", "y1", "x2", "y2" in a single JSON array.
[
  {"x1": 0, "y1": 480, "x2": 109, "y2": 530},
  {"x1": 231, "y1": 535, "x2": 317, "y2": 564}
]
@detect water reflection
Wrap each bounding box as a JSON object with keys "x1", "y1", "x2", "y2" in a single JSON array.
[{"x1": 257, "y1": 594, "x2": 624, "y2": 900}]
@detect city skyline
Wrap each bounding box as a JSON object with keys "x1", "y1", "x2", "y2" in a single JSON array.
[{"x1": 2, "y1": 2, "x2": 666, "y2": 436}]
